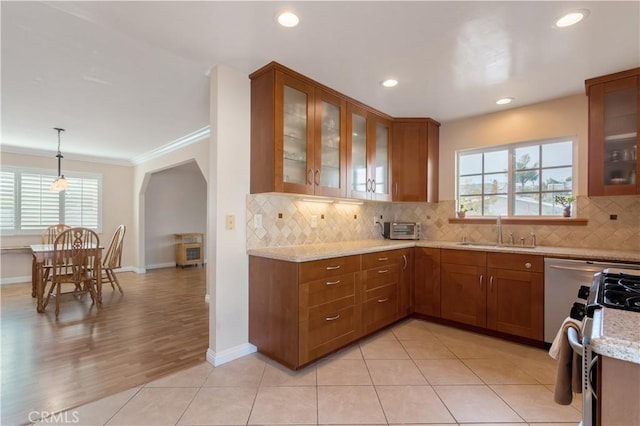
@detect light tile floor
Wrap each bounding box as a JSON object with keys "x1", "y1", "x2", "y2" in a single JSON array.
[{"x1": 35, "y1": 319, "x2": 582, "y2": 425}]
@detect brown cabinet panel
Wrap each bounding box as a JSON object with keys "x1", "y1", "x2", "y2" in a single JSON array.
[
  {"x1": 391, "y1": 119, "x2": 440, "y2": 202},
  {"x1": 399, "y1": 249, "x2": 414, "y2": 317},
  {"x1": 299, "y1": 273, "x2": 356, "y2": 320},
  {"x1": 299, "y1": 255, "x2": 360, "y2": 283},
  {"x1": 585, "y1": 68, "x2": 640, "y2": 196},
  {"x1": 364, "y1": 284, "x2": 399, "y2": 333},
  {"x1": 487, "y1": 252, "x2": 543, "y2": 273},
  {"x1": 300, "y1": 303, "x2": 357, "y2": 365},
  {"x1": 361, "y1": 249, "x2": 404, "y2": 269},
  {"x1": 362, "y1": 264, "x2": 400, "y2": 291},
  {"x1": 414, "y1": 247, "x2": 441, "y2": 317},
  {"x1": 487, "y1": 268, "x2": 544, "y2": 340},
  {"x1": 441, "y1": 262, "x2": 487, "y2": 327}
]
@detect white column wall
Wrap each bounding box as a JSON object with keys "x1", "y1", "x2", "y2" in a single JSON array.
[{"x1": 206, "y1": 64, "x2": 253, "y2": 365}]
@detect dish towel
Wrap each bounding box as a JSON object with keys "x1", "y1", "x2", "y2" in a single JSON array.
[{"x1": 549, "y1": 316, "x2": 583, "y2": 404}]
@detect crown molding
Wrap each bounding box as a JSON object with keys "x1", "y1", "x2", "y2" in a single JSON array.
[
  {"x1": 1, "y1": 125, "x2": 210, "y2": 167},
  {"x1": 130, "y1": 126, "x2": 210, "y2": 165},
  {"x1": 0, "y1": 144, "x2": 132, "y2": 166}
]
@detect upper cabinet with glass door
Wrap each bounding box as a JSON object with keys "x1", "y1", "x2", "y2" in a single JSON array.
[
  {"x1": 249, "y1": 63, "x2": 347, "y2": 197},
  {"x1": 346, "y1": 105, "x2": 392, "y2": 201},
  {"x1": 585, "y1": 68, "x2": 640, "y2": 196}
]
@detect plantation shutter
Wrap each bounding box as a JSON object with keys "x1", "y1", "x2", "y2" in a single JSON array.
[
  {"x1": 0, "y1": 171, "x2": 16, "y2": 230},
  {"x1": 20, "y1": 173, "x2": 60, "y2": 230},
  {"x1": 64, "y1": 176, "x2": 99, "y2": 228}
]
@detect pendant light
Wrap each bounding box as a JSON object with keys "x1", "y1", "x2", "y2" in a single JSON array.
[{"x1": 50, "y1": 127, "x2": 68, "y2": 192}]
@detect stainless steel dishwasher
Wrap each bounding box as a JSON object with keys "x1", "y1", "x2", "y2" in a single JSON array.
[{"x1": 543, "y1": 258, "x2": 640, "y2": 344}]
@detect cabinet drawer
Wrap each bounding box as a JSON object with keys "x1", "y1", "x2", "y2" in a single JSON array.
[
  {"x1": 364, "y1": 284, "x2": 398, "y2": 331},
  {"x1": 361, "y1": 250, "x2": 403, "y2": 269},
  {"x1": 487, "y1": 252, "x2": 543, "y2": 273},
  {"x1": 299, "y1": 273, "x2": 356, "y2": 310},
  {"x1": 299, "y1": 255, "x2": 360, "y2": 282},
  {"x1": 302, "y1": 303, "x2": 356, "y2": 357},
  {"x1": 441, "y1": 249, "x2": 486, "y2": 266},
  {"x1": 363, "y1": 264, "x2": 400, "y2": 291}
]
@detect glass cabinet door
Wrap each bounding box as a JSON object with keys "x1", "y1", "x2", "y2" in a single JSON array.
[
  {"x1": 603, "y1": 84, "x2": 637, "y2": 188},
  {"x1": 350, "y1": 111, "x2": 368, "y2": 197},
  {"x1": 373, "y1": 121, "x2": 390, "y2": 199},
  {"x1": 315, "y1": 91, "x2": 346, "y2": 197},
  {"x1": 282, "y1": 85, "x2": 309, "y2": 186}
]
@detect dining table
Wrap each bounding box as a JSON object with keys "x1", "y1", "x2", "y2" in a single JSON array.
[{"x1": 30, "y1": 244, "x2": 103, "y2": 313}]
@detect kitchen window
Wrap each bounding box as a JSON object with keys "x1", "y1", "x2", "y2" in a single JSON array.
[
  {"x1": 0, "y1": 166, "x2": 102, "y2": 234},
  {"x1": 457, "y1": 138, "x2": 574, "y2": 216}
]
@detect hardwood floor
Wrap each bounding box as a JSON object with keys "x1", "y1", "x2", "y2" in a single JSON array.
[{"x1": 0, "y1": 267, "x2": 208, "y2": 426}]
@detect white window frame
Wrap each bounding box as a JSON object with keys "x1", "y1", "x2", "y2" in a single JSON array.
[
  {"x1": 456, "y1": 137, "x2": 575, "y2": 217},
  {"x1": 0, "y1": 165, "x2": 103, "y2": 235}
]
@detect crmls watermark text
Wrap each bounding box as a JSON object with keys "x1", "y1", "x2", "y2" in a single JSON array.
[{"x1": 29, "y1": 411, "x2": 80, "y2": 423}]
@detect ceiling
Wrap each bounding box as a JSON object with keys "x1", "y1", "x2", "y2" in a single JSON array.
[{"x1": 2, "y1": 1, "x2": 639, "y2": 164}]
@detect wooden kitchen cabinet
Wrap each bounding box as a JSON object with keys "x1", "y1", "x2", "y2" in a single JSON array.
[
  {"x1": 346, "y1": 104, "x2": 392, "y2": 201},
  {"x1": 486, "y1": 252, "x2": 544, "y2": 340},
  {"x1": 249, "y1": 254, "x2": 360, "y2": 369},
  {"x1": 249, "y1": 62, "x2": 347, "y2": 197},
  {"x1": 174, "y1": 233, "x2": 204, "y2": 267},
  {"x1": 414, "y1": 247, "x2": 441, "y2": 317},
  {"x1": 585, "y1": 67, "x2": 640, "y2": 196},
  {"x1": 391, "y1": 119, "x2": 440, "y2": 202},
  {"x1": 361, "y1": 250, "x2": 402, "y2": 333},
  {"x1": 439, "y1": 249, "x2": 544, "y2": 341},
  {"x1": 440, "y1": 249, "x2": 487, "y2": 327},
  {"x1": 398, "y1": 248, "x2": 414, "y2": 317}
]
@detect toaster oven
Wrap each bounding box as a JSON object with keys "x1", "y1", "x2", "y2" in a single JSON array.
[{"x1": 383, "y1": 222, "x2": 421, "y2": 240}]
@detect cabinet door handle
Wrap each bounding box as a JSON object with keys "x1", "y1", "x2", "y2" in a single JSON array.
[
  {"x1": 314, "y1": 169, "x2": 320, "y2": 186},
  {"x1": 306, "y1": 169, "x2": 313, "y2": 185},
  {"x1": 479, "y1": 274, "x2": 484, "y2": 290},
  {"x1": 525, "y1": 262, "x2": 532, "y2": 269},
  {"x1": 325, "y1": 314, "x2": 340, "y2": 321},
  {"x1": 402, "y1": 254, "x2": 407, "y2": 270},
  {"x1": 325, "y1": 280, "x2": 340, "y2": 286},
  {"x1": 378, "y1": 269, "x2": 389, "y2": 274},
  {"x1": 489, "y1": 276, "x2": 494, "y2": 292},
  {"x1": 378, "y1": 257, "x2": 388, "y2": 261},
  {"x1": 325, "y1": 265, "x2": 341, "y2": 270},
  {"x1": 395, "y1": 182, "x2": 398, "y2": 196},
  {"x1": 377, "y1": 298, "x2": 389, "y2": 303},
  {"x1": 371, "y1": 179, "x2": 376, "y2": 193},
  {"x1": 366, "y1": 178, "x2": 372, "y2": 192}
]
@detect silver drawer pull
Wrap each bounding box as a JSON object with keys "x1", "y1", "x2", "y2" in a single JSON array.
[
  {"x1": 377, "y1": 298, "x2": 389, "y2": 303},
  {"x1": 525, "y1": 262, "x2": 532, "y2": 269},
  {"x1": 325, "y1": 265, "x2": 341, "y2": 270},
  {"x1": 325, "y1": 280, "x2": 341, "y2": 286},
  {"x1": 325, "y1": 314, "x2": 340, "y2": 321},
  {"x1": 378, "y1": 269, "x2": 389, "y2": 274},
  {"x1": 378, "y1": 257, "x2": 388, "y2": 261}
]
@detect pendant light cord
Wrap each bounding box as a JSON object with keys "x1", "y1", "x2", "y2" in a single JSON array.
[{"x1": 54, "y1": 127, "x2": 65, "y2": 177}]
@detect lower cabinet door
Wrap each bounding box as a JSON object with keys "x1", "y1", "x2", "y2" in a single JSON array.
[
  {"x1": 299, "y1": 298, "x2": 357, "y2": 365},
  {"x1": 364, "y1": 284, "x2": 398, "y2": 333},
  {"x1": 487, "y1": 268, "x2": 543, "y2": 340},
  {"x1": 440, "y1": 263, "x2": 486, "y2": 327}
]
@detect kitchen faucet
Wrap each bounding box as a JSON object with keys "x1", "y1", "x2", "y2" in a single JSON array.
[{"x1": 497, "y1": 215, "x2": 503, "y2": 245}]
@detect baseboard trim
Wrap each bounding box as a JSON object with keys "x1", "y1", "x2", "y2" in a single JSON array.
[
  {"x1": 145, "y1": 262, "x2": 177, "y2": 270},
  {"x1": 0, "y1": 275, "x2": 31, "y2": 285},
  {"x1": 206, "y1": 343, "x2": 257, "y2": 367}
]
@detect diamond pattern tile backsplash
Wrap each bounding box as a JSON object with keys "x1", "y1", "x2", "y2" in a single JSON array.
[{"x1": 246, "y1": 194, "x2": 640, "y2": 252}]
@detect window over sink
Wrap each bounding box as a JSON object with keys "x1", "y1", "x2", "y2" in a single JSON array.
[
  {"x1": 457, "y1": 138, "x2": 574, "y2": 216},
  {"x1": 0, "y1": 166, "x2": 102, "y2": 234}
]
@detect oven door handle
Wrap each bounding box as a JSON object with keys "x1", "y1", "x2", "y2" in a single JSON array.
[
  {"x1": 567, "y1": 327, "x2": 583, "y2": 354},
  {"x1": 587, "y1": 355, "x2": 598, "y2": 401}
]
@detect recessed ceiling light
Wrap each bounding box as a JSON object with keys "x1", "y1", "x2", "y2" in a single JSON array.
[
  {"x1": 381, "y1": 79, "x2": 398, "y2": 88},
  {"x1": 496, "y1": 97, "x2": 514, "y2": 105},
  {"x1": 277, "y1": 11, "x2": 299, "y2": 28},
  {"x1": 555, "y1": 9, "x2": 589, "y2": 28}
]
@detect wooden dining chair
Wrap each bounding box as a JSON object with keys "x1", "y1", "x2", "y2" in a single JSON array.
[
  {"x1": 37, "y1": 224, "x2": 73, "y2": 294},
  {"x1": 43, "y1": 227, "x2": 101, "y2": 317},
  {"x1": 102, "y1": 224, "x2": 126, "y2": 294}
]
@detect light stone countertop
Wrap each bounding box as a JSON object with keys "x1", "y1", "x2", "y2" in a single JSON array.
[
  {"x1": 247, "y1": 238, "x2": 640, "y2": 364},
  {"x1": 248, "y1": 239, "x2": 640, "y2": 263},
  {"x1": 590, "y1": 308, "x2": 640, "y2": 364}
]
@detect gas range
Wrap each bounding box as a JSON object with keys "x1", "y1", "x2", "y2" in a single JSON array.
[{"x1": 589, "y1": 268, "x2": 640, "y2": 315}]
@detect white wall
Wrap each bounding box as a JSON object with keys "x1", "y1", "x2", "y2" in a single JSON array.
[
  {"x1": 0, "y1": 151, "x2": 134, "y2": 283},
  {"x1": 439, "y1": 94, "x2": 588, "y2": 199},
  {"x1": 144, "y1": 161, "x2": 206, "y2": 268},
  {"x1": 206, "y1": 64, "x2": 252, "y2": 366},
  {"x1": 132, "y1": 140, "x2": 209, "y2": 274}
]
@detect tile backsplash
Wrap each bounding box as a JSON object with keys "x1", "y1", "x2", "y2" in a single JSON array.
[{"x1": 246, "y1": 193, "x2": 640, "y2": 252}]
